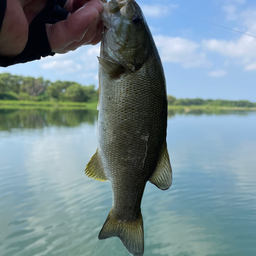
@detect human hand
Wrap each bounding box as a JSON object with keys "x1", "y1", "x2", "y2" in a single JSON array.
[
  {"x1": 0, "y1": 0, "x2": 104, "y2": 58},
  {"x1": 46, "y1": 0, "x2": 104, "y2": 53}
]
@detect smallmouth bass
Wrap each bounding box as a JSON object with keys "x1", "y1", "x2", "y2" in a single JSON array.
[{"x1": 85, "y1": 0, "x2": 172, "y2": 255}]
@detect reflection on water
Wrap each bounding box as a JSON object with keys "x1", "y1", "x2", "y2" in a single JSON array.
[
  {"x1": 0, "y1": 109, "x2": 98, "y2": 131},
  {"x1": 168, "y1": 108, "x2": 255, "y2": 117},
  {"x1": 0, "y1": 109, "x2": 256, "y2": 256}
]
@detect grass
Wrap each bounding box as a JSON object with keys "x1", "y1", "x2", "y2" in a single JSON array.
[
  {"x1": 0, "y1": 100, "x2": 97, "y2": 110},
  {"x1": 168, "y1": 105, "x2": 256, "y2": 111},
  {"x1": 1, "y1": 100, "x2": 256, "y2": 111}
]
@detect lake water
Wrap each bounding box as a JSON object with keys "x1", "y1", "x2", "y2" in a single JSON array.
[{"x1": 0, "y1": 109, "x2": 256, "y2": 256}]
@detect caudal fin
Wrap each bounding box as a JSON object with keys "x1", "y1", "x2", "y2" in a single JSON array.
[{"x1": 98, "y1": 209, "x2": 144, "y2": 256}]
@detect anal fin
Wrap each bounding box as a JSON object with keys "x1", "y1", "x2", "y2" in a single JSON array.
[
  {"x1": 85, "y1": 149, "x2": 108, "y2": 181},
  {"x1": 149, "y1": 142, "x2": 172, "y2": 190}
]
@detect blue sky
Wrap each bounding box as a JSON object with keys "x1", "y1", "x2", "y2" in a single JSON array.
[{"x1": 1, "y1": 0, "x2": 256, "y2": 101}]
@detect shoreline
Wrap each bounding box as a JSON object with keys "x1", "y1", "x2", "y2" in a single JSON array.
[
  {"x1": 168, "y1": 105, "x2": 256, "y2": 111},
  {"x1": 0, "y1": 100, "x2": 97, "y2": 110},
  {"x1": 0, "y1": 100, "x2": 256, "y2": 111}
]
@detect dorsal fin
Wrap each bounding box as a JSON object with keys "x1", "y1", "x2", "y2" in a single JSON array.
[
  {"x1": 85, "y1": 149, "x2": 108, "y2": 181},
  {"x1": 149, "y1": 142, "x2": 172, "y2": 190}
]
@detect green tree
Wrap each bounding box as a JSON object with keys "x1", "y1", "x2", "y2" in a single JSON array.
[
  {"x1": 0, "y1": 73, "x2": 12, "y2": 93},
  {"x1": 65, "y1": 83, "x2": 89, "y2": 102},
  {"x1": 83, "y1": 85, "x2": 99, "y2": 102},
  {"x1": 20, "y1": 76, "x2": 47, "y2": 96},
  {"x1": 47, "y1": 80, "x2": 74, "y2": 99},
  {"x1": 173, "y1": 98, "x2": 205, "y2": 106},
  {"x1": 167, "y1": 95, "x2": 176, "y2": 105},
  {"x1": 0, "y1": 73, "x2": 24, "y2": 94}
]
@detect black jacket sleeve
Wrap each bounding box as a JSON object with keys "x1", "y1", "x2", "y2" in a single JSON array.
[{"x1": 0, "y1": 0, "x2": 68, "y2": 67}]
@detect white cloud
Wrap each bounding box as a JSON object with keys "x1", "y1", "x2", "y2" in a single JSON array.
[
  {"x1": 203, "y1": 34, "x2": 256, "y2": 70},
  {"x1": 244, "y1": 63, "x2": 256, "y2": 71},
  {"x1": 224, "y1": 60, "x2": 230, "y2": 66},
  {"x1": 222, "y1": 0, "x2": 246, "y2": 20},
  {"x1": 202, "y1": 3, "x2": 256, "y2": 72},
  {"x1": 40, "y1": 51, "x2": 83, "y2": 74},
  {"x1": 140, "y1": 4, "x2": 178, "y2": 18},
  {"x1": 208, "y1": 69, "x2": 227, "y2": 77},
  {"x1": 222, "y1": 4, "x2": 238, "y2": 20},
  {"x1": 154, "y1": 35, "x2": 211, "y2": 68},
  {"x1": 80, "y1": 72, "x2": 98, "y2": 82},
  {"x1": 41, "y1": 59, "x2": 82, "y2": 73},
  {"x1": 240, "y1": 9, "x2": 256, "y2": 34},
  {"x1": 80, "y1": 45, "x2": 100, "y2": 71},
  {"x1": 222, "y1": 0, "x2": 256, "y2": 34},
  {"x1": 39, "y1": 45, "x2": 100, "y2": 79}
]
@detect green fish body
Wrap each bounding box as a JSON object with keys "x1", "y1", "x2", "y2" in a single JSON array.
[{"x1": 85, "y1": 1, "x2": 172, "y2": 255}]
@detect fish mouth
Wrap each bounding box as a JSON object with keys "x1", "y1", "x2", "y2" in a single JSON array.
[
  {"x1": 103, "y1": 0, "x2": 133, "y2": 15},
  {"x1": 109, "y1": 0, "x2": 132, "y2": 13},
  {"x1": 101, "y1": 0, "x2": 135, "y2": 28}
]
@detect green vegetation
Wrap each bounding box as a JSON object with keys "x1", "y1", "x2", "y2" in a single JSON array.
[
  {"x1": 0, "y1": 72, "x2": 99, "y2": 103},
  {"x1": 0, "y1": 100, "x2": 97, "y2": 110},
  {"x1": 0, "y1": 73, "x2": 256, "y2": 110},
  {"x1": 167, "y1": 96, "x2": 256, "y2": 110}
]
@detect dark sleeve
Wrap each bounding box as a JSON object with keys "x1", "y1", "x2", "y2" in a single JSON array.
[
  {"x1": 0, "y1": 0, "x2": 68, "y2": 67},
  {"x1": 0, "y1": 0, "x2": 6, "y2": 33}
]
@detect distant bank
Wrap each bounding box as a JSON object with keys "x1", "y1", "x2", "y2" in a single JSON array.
[
  {"x1": 0, "y1": 72, "x2": 255, "y2": 110},
  {"x1": 1, "y1": 100, "x2": 256, "y2": 111},
  {"x1": 167, "y1": 95, "x2": 256, "y2": 111},
  {"x1": 0, "y1": 100, "x2": 97, "y2": 110}
]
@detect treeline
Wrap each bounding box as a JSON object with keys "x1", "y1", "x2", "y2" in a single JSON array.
[
  {"x1": 167, "y1": 96, "x2": 256, "y2": 108},
  {"x1": 0, "y1": 73, "x2": 98, "y2": 102},
  {"x1": 1, "y1": 73, "x2": 255, "y2": 107}
]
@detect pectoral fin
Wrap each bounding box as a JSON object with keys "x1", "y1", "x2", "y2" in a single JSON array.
[
  {"x1": 98, "y1": 57, "x2": 125, "y2": 78},
  {"x1": 85, "y1": 149, "x2": 108, "y2": 181},
  {"x1": 149, "y1": 142, "x2": 172, "y2": 190}
]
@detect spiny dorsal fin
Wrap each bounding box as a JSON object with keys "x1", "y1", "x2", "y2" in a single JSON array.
[
  {"x1": 98, "y1": 57, "x2": 125, "y2": 78},
  {"x1": 85, "y1": 149, "x2": 108, "y2": 181},
  {"x1": 149, "y1": 142, "x2": 172, "y2": 190},
  {"x1": 99, "y1": 209, "x2": 144, "y2": 256}
]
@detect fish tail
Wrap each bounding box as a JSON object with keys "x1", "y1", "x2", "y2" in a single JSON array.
[{"x1": 98, "y1": 208, "x2": 144, "y2": 256}]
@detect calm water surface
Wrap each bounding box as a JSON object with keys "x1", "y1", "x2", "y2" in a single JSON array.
[{"x1": 0, "y1": 109, "x2": 256, "y2": 256}]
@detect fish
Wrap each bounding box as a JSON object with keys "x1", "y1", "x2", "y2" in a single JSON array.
[{"x1": 85, "y1": 0, "x2": 172, "y2": 255}]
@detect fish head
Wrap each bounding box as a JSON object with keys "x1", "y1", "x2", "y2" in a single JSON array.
[{"x1": 101, "y1": 0, "x2": 152, "y2": 72}]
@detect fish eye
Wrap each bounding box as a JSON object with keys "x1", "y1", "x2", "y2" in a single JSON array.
[{"x1": 132, "y1": 15, "x2": 143, "y2": 26}]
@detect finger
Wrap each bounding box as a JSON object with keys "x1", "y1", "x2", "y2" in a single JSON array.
[
  {"x1": 87, "y1": 20, "x2": 104, "y2": 45},
  {"x1": 46, "y1": 1, "x2": 103, "y2": 53},
  {"x1": 57, "y1": 20, "x2": 103, "y2": 53}
]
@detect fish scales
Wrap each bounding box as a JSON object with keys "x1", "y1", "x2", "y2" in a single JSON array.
[
  {"x1": 85, "y1": 1, "x2": 172, "y2": 255},
  {"x1": 99, "y1": 52, "x2": 166, "y2": 215}
]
